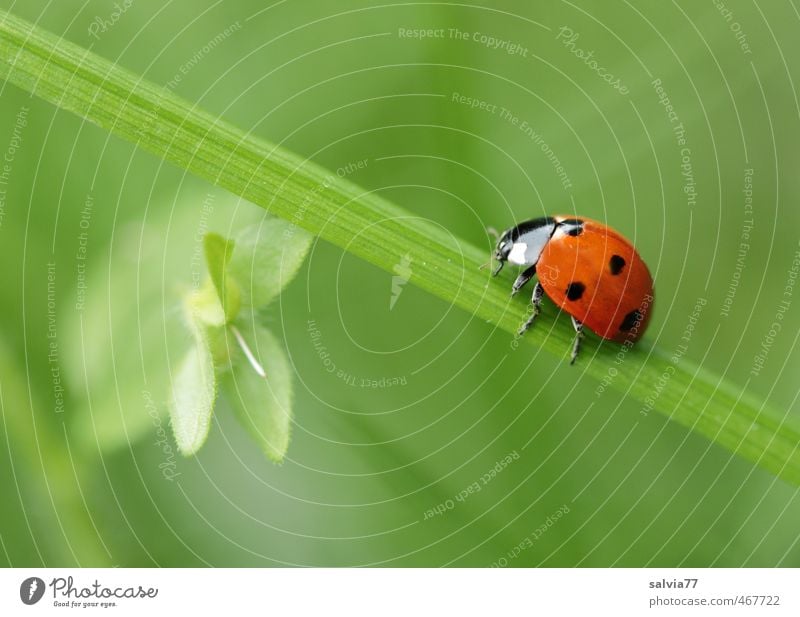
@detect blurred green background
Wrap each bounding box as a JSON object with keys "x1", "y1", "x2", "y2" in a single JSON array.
[{"x1": 1, "y1": 0, "x2": 799, "y2": 567}]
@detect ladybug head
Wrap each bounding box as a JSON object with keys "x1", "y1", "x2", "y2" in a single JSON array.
[
  {"x1": 489, "y1": 217, "x2": 559, "y2": 276},
  {"x1": 492, "y1": 231, "x2": 514, "y2": 276}
]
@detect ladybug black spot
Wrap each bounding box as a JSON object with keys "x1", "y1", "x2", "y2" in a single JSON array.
[
  {"x1": 609, "y1": 255, "x2": 626, "y2": 275},
  {"x1": 565, "y1": 282, "x2": 586, "y2": 301},
  {"x1": 619, "y1": 309, "x2": 643, "y2": 332}
]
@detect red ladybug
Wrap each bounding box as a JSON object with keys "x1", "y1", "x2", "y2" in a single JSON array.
[{"x1": 491, "y1": 215, "x2": 654, "y2": 363}]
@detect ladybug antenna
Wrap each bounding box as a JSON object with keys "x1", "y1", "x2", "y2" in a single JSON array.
[
  {"x1": 479, "y1": 258, "x2": 504, "y2": 276},
  {"x1": 486, "y1": 226, "x2": 500, "y2": 241}
]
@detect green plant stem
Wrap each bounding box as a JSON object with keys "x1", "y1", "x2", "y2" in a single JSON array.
[{"x1": 1, "y1": 9, "x2": 799, "y2": 485}]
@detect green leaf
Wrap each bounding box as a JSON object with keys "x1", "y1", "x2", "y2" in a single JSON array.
[
  {"x1": 221, "y1": 322, "x2": 293, "y2": 462},
  {"x1": 187, "y1": 279, "x2": 226, "y2": 328},
  {"x1": 62, "y1": 187, "x2": 253, "y2": 453},
  {"x1": 169, "y1": 319, "x2": 217, "y2": 456},
  {"x1": 228, "y1": 219, "x2": 312, "y2": 310},
  {"x1": 204, "y1": 233, "x2": 240, "y2": 321}
]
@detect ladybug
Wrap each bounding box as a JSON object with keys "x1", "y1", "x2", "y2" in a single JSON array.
[{"x1": 490, "y1": 215, "x2": 654, "y2": 363}]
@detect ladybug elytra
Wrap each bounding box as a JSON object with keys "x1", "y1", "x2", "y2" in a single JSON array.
[{"x1": 491, "y1": 215, "x2": 654, "y2": 363}]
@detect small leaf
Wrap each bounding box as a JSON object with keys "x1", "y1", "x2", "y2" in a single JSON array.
[
  {"x1": 227, "y1": 219, "x2": 312, "y2": 310},
  {"x1": 169, "y1": 320, "x2": 217, "y2": 456},
  {"x1": 204, "y1": 233, "x2": 241, "y2": 321},
  {"x1": 221, "y1": 321, "x2": 293, "y2": 462},
  {"x1": 187, "y1": 279, "x2": 226, "y2": 327}
]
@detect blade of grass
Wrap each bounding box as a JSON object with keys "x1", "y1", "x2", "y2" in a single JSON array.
[{"x1": 1, "y1": 9, "x2": 798, "y2": 485}]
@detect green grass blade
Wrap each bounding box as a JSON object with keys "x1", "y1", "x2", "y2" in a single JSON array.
[{"x1": 1, "y1": 9, "x2": 799, "y2": 485}]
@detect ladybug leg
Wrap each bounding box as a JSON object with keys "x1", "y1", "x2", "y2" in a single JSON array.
[
  {"x1": 570, "y1": 316, "x2": 584, "y2": 365},
  {"x1": 511, "y1": 265, "x2": 537, "y2": 296},
  {"x1": 517, "y1": 282, "x2": 544, "y2": 335}
]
